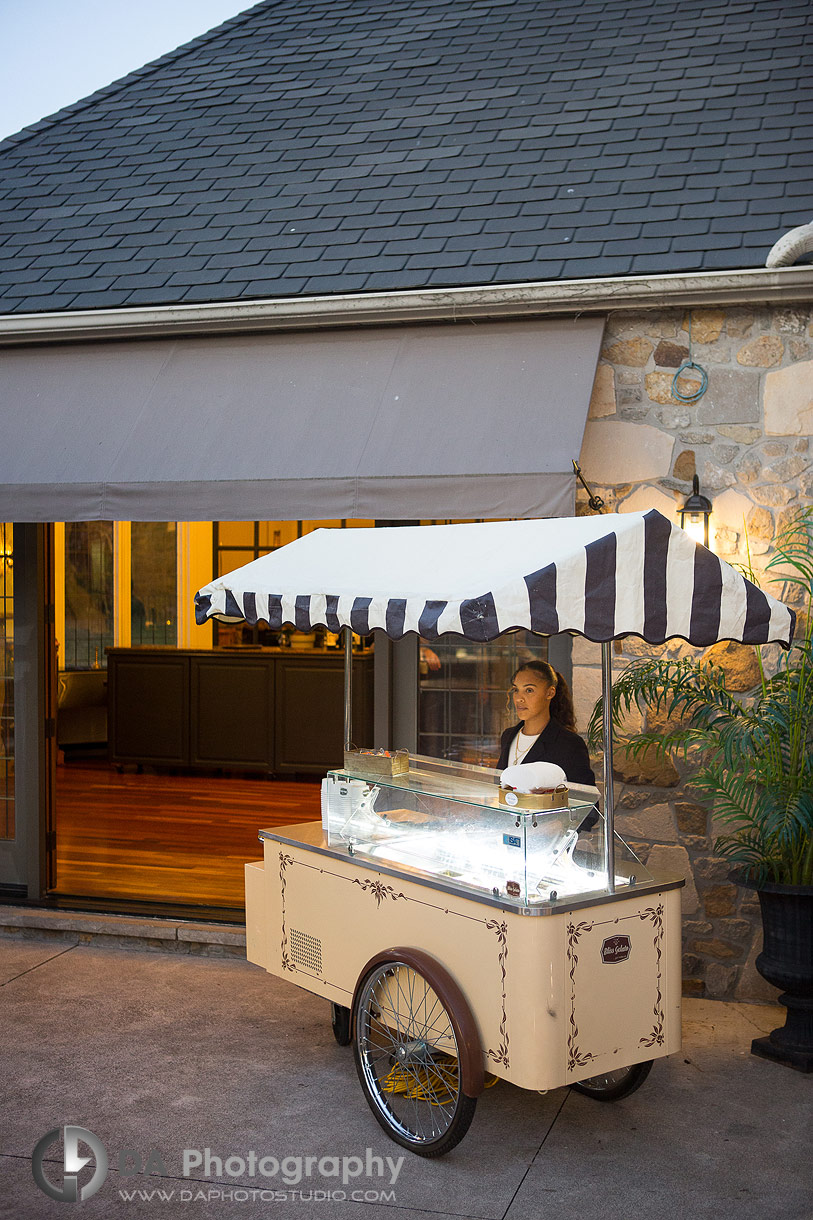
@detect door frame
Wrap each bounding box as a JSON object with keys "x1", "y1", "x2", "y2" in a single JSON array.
[{"x1": 0, "y1": 523, "x2": 56, "y2": 899}]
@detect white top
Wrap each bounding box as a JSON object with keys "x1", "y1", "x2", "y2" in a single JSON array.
[{"x1": 511, "y1": 728, "x2": 540, "y2": 766}]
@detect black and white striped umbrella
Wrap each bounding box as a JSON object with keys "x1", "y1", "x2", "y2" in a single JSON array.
[{"x1": 195, "y1": 511, "x2": 795, "y2": 648}]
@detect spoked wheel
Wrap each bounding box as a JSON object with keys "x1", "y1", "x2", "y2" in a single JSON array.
[
  {"x1": 331, "y1": 1003, "x2": 352, "y2": 1046},
  {"x1": 353, "y1": 957, "x2": 478, "y2": 1157},
  {"x1": 571, "y1": 1059, "x2": 653, "y2": 1102}
]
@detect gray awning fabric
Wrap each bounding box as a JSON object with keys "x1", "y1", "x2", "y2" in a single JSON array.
[{"x1": 0, "y1": 316, "x2": 604, "y2": 522}]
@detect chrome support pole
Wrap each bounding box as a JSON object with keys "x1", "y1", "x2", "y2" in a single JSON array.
[
  {"x1": 601, "y1": 641, "x2": 616, "y2": 894},
  {"x1": 343, "y1": 627, "x2": 353, "y2": 751}
]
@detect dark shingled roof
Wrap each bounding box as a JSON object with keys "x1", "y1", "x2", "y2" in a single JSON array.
[{"x1": 1, "y1": 0, "x2": 812, "y2": 314}]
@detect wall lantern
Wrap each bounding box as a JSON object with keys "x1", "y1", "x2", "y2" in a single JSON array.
[{"x1": 679, "y1": 475, "x2": 713, "y2": 548}]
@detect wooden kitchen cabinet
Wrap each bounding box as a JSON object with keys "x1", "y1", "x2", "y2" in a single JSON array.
[
  {"x1": 107, "y1": 648, "x2": 373, "y2": 774},
  {"x1": 274, "y1": 654, "x2": 372, "y2": 774},
  {"x1": 108, "y1": 652, "x2": 189, "y2": 767}
]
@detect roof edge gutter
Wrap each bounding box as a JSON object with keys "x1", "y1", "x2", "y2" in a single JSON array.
[{"x1": 1, "y1": 265, "x2": 812, "y2": 346}]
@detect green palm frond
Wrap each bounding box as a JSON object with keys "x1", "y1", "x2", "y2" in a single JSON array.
[{"x1": 586, "y1": 656, "x2": 743, "y2": 752}]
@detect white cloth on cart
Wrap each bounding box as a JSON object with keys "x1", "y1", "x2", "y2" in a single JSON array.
[{"x1": 500, "y1": 761, "x2": 567, "y2": 793}]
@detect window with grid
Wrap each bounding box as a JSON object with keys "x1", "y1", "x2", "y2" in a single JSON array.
[
  {"x1": 211, "y1": 521, "x2": 366, "y2": 645},
  {"x1": 418, "y1": 632, "x2": 549, "y2": 767},
  {"x1": 212, "y1": 522, "x2": 297, "y2": 646},
  {"x1": 64, "y1": 522, "x2": 114, "y2": 669},
  {"x1": 131, "y1": 522, "x2": 177, "y2": 646}
]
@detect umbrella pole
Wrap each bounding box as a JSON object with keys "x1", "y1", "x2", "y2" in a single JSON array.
[
  {"x1": 601, "y1": 641, "x2": 616, "y2": 894},
  {"x1": 343, "y1": 627, "x2": 353, "y2": 751}
]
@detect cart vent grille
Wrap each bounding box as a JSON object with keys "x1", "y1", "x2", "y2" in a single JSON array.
[{"x1": 290, "y1": 928, "x2": 322, "y2": 975}]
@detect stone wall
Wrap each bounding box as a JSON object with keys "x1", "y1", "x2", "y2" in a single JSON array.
[{"x1": 574, "y1": 301, "x2": 812, "y2": 1003}]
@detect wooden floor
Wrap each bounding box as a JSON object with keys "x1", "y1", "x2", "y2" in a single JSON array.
[{"x1": 54, "y1": 764, "x2": 321, "y2": 909}]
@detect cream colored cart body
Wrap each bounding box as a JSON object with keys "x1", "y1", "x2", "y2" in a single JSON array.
[
  {"x1": 245, "y1": 754, "x2": 684, "y2": 1153},
  {"x1": 194, "y1": 514, "x2": 796, "y2": 1156}
]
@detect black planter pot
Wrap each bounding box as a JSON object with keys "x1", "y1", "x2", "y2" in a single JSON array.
[{"x1": 748, "y1": 880, "x2": 813, "y2": 1073}]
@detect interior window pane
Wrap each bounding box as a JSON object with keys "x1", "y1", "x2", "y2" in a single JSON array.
[
  {"x1": 418, "y1": 689, "x2": 446, "y2": 734},
  {"x1": 418, "y1": 632, "x2": 548, "y2": 766},
  {"x1": 258, "y1": 522, "x2": 286, "y2": 550},
  {"x1": 217, "y1": 522, "x2": 255, "y2": 547},
  {"x1": 214, "y1": 524, "x2": 308, "y2": 647},
  {"x1": 449, "y1": 690, "x2": 481, "y2": 734},
  {"x1": 131, "y1": 522, "x2": 177, "y2": 646},
  {"x1": 301, "y1": 520, "x2": 341, "y2": 535},
  {"x1": 217, "y1": 549, "x2": 257, "y2": 578},
  {"x1": 64, "y1": 522, "x2": 114, "y2": 670}
]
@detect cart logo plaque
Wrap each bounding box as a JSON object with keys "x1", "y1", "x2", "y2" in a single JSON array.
[{"x1": 601, "y1": 934, "x2": 631, "y2": 964}]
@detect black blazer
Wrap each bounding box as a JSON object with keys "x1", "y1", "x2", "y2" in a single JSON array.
[{"x1": 497, "y1": 717, "x2": 596, "y2": 786}]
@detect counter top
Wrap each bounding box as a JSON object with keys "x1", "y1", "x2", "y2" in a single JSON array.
[{"x1": 258, "y1": 820, "x2": 685, "y2": 918}]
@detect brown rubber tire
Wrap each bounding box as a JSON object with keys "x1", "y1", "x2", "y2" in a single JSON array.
[
  {"x1": 352, "y1": 954, "x2": 479, "y2": 1156},
  {"x1": 571, "y1": 1059, "x2": 654, "y2": 1101}
]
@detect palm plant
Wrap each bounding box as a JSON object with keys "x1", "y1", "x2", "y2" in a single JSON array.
[{"x1": 588, "y1": 506, "x2": 813, "y2": 887}]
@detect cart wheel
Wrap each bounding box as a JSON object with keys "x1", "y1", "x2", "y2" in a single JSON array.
[
  {"x1": 571, "y1": 1059, "x2": 653, "y2": 1102},
  {"x1": 331, "y1": 1003, "x2": 352, "y2": 1046},
  {"x1": 353, "y1": 957, "x2": 478, "y2": 1157}
]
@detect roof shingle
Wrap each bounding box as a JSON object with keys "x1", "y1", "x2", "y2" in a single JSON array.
[{"x1": 1, "y1": 0, "x2": 811, "y2": 313}]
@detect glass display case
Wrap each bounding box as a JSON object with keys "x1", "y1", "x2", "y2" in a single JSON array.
[{"x1": 322, "y1": 754, "x2": 652, "y2": 908}]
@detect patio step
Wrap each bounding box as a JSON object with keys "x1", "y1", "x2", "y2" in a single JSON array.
[{"x1": 0, "y1": 905, "x2": 246, "y2": 956}]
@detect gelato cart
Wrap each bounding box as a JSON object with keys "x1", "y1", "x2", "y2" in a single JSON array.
[{"x1": 195, "y1": 512, "x2": 795, "y2": 1156}]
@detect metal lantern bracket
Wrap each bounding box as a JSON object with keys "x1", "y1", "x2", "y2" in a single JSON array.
[
  {"x1": 679, "y1": 475, "x2": 714, "y2": 548},
  {"x1": 572, "y1": 459, "x2": 605, "y2": 512}
]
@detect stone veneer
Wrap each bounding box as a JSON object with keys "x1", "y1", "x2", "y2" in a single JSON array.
[{"x1": 574, "y1": 302, "x2": 812, "y2": 1003}]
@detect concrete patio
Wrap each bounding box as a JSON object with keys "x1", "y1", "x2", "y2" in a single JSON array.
[{"x1": 1, "y1": 933, "x2": 810, "y2": 1220}]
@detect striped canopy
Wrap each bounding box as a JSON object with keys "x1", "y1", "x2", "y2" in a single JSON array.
[{"x1": 195, "y1": 511, "x2": 795, "y2": 648}]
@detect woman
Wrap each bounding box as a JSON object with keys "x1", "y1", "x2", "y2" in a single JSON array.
[{"x1": 497, "y1": 660, "x2": 595, "y2": 786}]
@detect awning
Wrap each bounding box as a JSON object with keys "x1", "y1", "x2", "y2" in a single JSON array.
[
  {"x1": 0, "y1": 317, "x2": 604, "y2": 522},
  {"x1": 195, "y1": 512, "x2": 796, "y2": 649}
]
